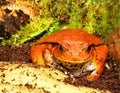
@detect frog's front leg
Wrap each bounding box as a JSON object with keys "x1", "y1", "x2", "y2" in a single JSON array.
[
  {"x1": 30, "y1": 44, "x2": 47, "y2": 65},
  {"x1": 30, "y1": 44, "x2": 53, "y2": 66},
  {"x1": 87, "y1": 45, "x2": 108, "y2": 81}
]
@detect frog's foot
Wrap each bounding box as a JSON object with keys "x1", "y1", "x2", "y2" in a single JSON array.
[
  {"x1": 43, "y1": 48, "x2": 54, "y2": 67},
  {"x1": 86, "y1": 62, "x2": 104, "y2": 81}
]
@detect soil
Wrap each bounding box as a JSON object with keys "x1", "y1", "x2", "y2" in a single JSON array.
[
  {"x1": 0, "y1": 44, "x2": 31, "y2": 62},
  {"x1": 0, "y1": 44, "x2": 120, "y2": 93}
]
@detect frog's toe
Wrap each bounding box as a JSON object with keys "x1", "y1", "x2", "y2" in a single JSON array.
[{"x1": 87, "y1": 71, "x2": 100, "y2": 81}]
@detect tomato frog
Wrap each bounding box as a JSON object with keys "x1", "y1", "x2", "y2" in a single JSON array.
[{"x1": 30, "y1": 29, "x2": 108, "y2": 81}]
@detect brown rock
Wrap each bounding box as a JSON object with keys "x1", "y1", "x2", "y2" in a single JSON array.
[{"x1": 107, "y1": 29, "x2": 120, "y2": 66}]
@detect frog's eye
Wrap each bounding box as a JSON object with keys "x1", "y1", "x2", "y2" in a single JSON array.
[
  {"x1": 86, "y1": 45, "x2": 91, "y2": 53},
  {"x1": 59, "y1": 45, "x2": 66, "y2": 52}
]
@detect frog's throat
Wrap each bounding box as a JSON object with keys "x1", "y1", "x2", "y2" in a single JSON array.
[
  {"x1": 53, "y1": 56, "x2": 93, "y2": 67},
  {"x1": 54, "y1": 56, "x2": 93, "y2": 64}
]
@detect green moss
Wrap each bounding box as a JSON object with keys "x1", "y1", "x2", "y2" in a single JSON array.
[
  {"x1": 1, "y1": 0, "x2": 119, "y2": 45},
  {"x1": 1, "y1": 16, "x2": 60, "y2": 45}
]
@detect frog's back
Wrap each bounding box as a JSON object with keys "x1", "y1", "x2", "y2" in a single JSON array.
[{"x1": 35, "y1": 29, "x2": 103, "y2": 45}]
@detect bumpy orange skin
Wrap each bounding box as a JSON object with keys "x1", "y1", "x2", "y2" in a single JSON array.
[{"x1": 30, "y1": 29, "x2": 108, "y2": 81}]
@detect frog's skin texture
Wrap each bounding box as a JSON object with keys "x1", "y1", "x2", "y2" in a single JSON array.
[{"x1": 30, "y1": 29, "x2": 108, "y2": 81}]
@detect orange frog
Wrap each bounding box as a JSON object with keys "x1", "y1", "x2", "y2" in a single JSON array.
[{"x1": 30, "y1": 29, "x2": 108, "y2": 81}]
